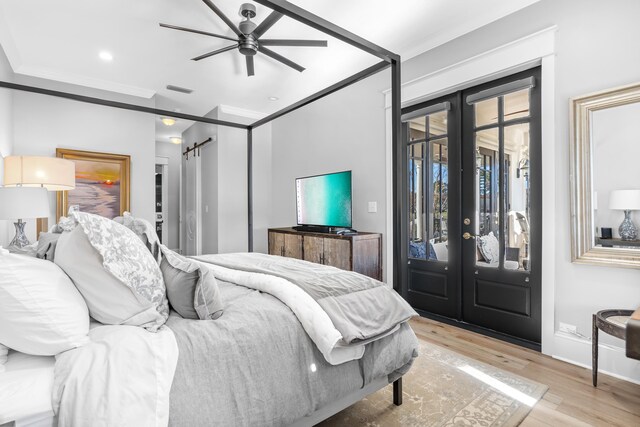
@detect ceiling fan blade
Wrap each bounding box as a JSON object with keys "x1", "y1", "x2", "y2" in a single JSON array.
[
  {"x1": 191, "y1": 44, "x2": 237, "y2": 61},
  {"x1": 252, "y1": 11, "x2": 283, "y2": 38},
  {"x1": 246, "y1": 56, "x2": 255, "y2": 77},
  {"x1": 159, "y1": 23, "x2": 238, "y2": 42},
  {"x1": 201, "y1": 0, "x2": 242, "y2": 37},
  {"x1": 259, "y1": 46, "x2": 305, "y2": 72},
  {"x1": 260, "y1": 39, "x2": 328, "y2": 47}
]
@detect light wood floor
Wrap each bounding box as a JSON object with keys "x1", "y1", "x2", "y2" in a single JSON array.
[{"x1": 410, "y1": 317, "x2": 640, "y2": 427}]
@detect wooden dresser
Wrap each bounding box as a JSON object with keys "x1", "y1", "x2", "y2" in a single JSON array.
[{"x1": 268, "y1": 227, "x2": 382, "y2": 280}]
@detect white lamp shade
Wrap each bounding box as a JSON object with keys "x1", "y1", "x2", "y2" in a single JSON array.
[
  {"x1": 0, "y1": 187, "x2": 50, "y2": 219},
  {"x1": 609, "y1": 189, "x2": 640, "y2": 210},
  {"x1": 3, "y1": 156, "x2": 75, "y2": 191}
]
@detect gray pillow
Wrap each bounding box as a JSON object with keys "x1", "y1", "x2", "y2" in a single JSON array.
[
  {"x1": 37, "y1": 232, "x2": 61, "y2": 262},
  {"x1": 160, "y1": 246, "x2": 223, "y2": 320}
]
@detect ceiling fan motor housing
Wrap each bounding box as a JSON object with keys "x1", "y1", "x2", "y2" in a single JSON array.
[{"x1": 239, "y1": 35, "x2": 258, "y2": 55}]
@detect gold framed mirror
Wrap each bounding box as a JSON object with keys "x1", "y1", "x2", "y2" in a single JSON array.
[{"x1": 570, "y1": 82, "x2": 640, "y2": 267}]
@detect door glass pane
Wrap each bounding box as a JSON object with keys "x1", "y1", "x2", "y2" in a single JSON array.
[
  {"x1": 475, "y1": 98, "x2": 498, "y2": 127},
  {"x1": 428, "y1": 110, "x2": 447, "y2": 137},
  {"x1": 504, "y1": 123, "x2": 531, "y2": 271},
  {"x1": 475, "y1": 128, "x2": 500, "y2": 268},
  {"x1": 409, "y1": 117, "x2": 426, "y2": 142},
  {"x1": 430, "y1": 139, "x2": 448, "y2": 261},
  {"x1": 408, "y1": 142, "x2": 426, "y2": 259},
  {"x1": 504, "y1": 89, "x2": 530, "y2": 121}
]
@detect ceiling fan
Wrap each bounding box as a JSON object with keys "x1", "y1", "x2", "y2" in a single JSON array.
[{"x1": 160, "y1": 0, "x2": 328, "y2": 76}]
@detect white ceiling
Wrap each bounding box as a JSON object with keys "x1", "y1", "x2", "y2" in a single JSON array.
[{"x1": 0, "y1": 0, "x2": 539, "y2": 142}]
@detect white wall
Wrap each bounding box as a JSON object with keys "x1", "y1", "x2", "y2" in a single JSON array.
[
  {"x1": 217, "y1": 107, "x2": 272, "y2": 254},
  {"x1": 155, "y1": 141, "x2": 182, "y2": 251},
  {"x1": 0, "y1": 44, "x2": 13, "y2": 245},
  {"x1": 399, "y1": 0, "x2": 640, "y2": 381},
  {"x1": 270, "y1": 72, "x2": 389, "y2": 273},
  {"x1": 11, "y1": 76, "x2": 156, "y2": 235}
]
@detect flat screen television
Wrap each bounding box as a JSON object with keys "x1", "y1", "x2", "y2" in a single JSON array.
[{"x1": 296, "y1": 170, "x2": 352, "y2": 228}]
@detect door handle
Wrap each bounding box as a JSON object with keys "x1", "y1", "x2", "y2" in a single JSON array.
[{"x1": 463, "y1": 232, "x2": 476, "y2": 240}]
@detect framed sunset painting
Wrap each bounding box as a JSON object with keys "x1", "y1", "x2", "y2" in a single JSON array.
[{"x1": 56, "y1": 148, "x2": 130, "y2": 220}]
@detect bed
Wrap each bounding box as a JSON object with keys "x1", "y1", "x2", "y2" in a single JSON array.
[{"x1": 0, "y1": 212, "x2": 419, "y2": 427}]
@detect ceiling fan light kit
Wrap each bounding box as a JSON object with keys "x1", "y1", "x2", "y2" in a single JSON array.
[{"x1": 160, "y1": 0, "x2": 328, "y2": 76}]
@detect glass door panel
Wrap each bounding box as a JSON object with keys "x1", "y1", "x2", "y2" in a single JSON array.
[
  {"x1": 408, "y1": 142, "x2": 426, "y2": 259},
  {"x1": 408, "y1": 111, "x2": 450, "y2": 262},
  {"x1": 504, "y1": 123, "x2": 531, "y2": 271},
  {"x1": 475, "y1": 128, "x2": 499, "y2": 268}
]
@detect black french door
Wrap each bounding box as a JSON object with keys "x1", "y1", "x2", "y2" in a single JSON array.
[{"x1": 400, "y1": 67, "x2": 542, "y2": 346}]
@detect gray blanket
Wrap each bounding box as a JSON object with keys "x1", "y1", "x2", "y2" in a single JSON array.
[
  {"x1": 167, "y1": 278, "x2": 419, "y2": 427},
  {"x1": 194, "y1": 253, "x2": 417, "y2": 345}
]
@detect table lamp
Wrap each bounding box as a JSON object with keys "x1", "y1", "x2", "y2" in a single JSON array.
[
  {"x1": 1, "y1": 155, "x2": 76, "y2": 249},
  {"x1": 609, "y1": 189, "x2": 640, "y2": 241},
  {"x1": 0, "y1": 187, "x2": 50, "y2": 250},
  {"x1": 3, "y1": 156, "x2": 75, "y2": 191}
]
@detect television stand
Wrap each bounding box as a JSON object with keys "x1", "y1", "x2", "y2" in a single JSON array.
[
  {"x1": 293, "y1": 225, "x2": 331, "y2": 233},
  {"x1": 268, "y1": 227, "x2": 382, "y2": 280}
]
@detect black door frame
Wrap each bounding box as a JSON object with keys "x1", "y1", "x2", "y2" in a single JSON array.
[{"x1": 398, "y1": 67, "x2": 542, "y2": 351}]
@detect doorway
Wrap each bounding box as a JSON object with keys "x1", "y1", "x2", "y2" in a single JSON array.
[{"x1": 400, "y1": 67, "x2": 542, "y2": 347}]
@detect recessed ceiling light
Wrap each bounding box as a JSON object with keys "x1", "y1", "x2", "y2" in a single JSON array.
[
  {"x1": 99, "y1": 51, "x2": 113, "y2": 62},
  {"x1": 268, "y1": 96, "x2": 279, "y2": 101},
  {"x1": 169, "y1": 137, "x2": 182, "y2": 145},
  {"x1": 161, "y1": 117, "x2": 177, "y2": 126}
]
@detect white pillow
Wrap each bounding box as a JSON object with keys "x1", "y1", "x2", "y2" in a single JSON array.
[
  {"x1": 55, "y1": 212, "x2": 169, "y2": 331},
  {"x1": 0, "y1": 253, "x2": 90, "y2": 356}
]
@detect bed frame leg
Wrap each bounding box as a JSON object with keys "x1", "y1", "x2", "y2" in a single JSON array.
[{"x1": 393, "y1": 378, "x2": 402, "y2": 406}]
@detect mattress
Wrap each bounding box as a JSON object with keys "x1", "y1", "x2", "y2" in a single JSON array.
[{"x1": 0, "y1": 351, "x2": 56, "y2": 426}]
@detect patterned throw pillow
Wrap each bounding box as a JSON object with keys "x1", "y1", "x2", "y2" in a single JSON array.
[
  {"x1": 55, "y1": 212, "x2": 169, "y2": 331},
  {"x1": 477, "y1": 231, "x2": 500, "y2": 264},
  {"x1": 114, "y1": 212, "x2": 161, "y2": 262}
]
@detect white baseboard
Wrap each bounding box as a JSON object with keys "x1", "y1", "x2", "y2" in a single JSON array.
[{"x1": 553, "y1": 331, "x2": 640, "y2": 385}]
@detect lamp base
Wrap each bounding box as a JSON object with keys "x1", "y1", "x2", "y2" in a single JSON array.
[
  {"x1": 8, "y1": 219, "x2": 31, "y2": 250},
  {"x1": 619, "y1": 210, "x2": 638, "y2": 241}
]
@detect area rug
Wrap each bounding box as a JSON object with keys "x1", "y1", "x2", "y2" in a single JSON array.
[{"x1": 320, "y1": 341, "x2": 548, "y2": 427}]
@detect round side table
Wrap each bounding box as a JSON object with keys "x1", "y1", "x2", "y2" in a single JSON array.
[{"x1": 592, "y1": 309, "x2": 633, "y2": 387}]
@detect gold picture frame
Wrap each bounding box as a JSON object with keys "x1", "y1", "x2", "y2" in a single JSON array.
[{"x1": 56, "y1": 148, "x2": 130, "y2": 220}]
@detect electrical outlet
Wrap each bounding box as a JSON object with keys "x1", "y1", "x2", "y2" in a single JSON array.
[
  {"x1": 558, "y1": 322, "x2": 578, "y2": 335},
  {"x1": 368, "y1": 201, "x2": 377, "y2": 213}
]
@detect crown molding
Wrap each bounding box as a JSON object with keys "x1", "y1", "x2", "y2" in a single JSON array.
[{"x1": 218, "y1": 104, "x2": 267, "y2": 120}]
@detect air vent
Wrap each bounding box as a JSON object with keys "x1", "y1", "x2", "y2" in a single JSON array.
[{"x1": 166, "y1": 85, "x2": 193, "y2": 94}]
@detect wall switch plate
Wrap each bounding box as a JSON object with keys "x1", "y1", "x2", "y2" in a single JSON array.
[
  {"x1": 205, "y1": 205, "x2": 209, "y2": 213},
  {"x1": 368, "y1": 201, "x2": 377, "y2": 213},
  {"x1": 558, "y1": 322, "x2": 578, "y2": 335}
]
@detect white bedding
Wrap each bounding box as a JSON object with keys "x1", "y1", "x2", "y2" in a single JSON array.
[
  {"x1": 52, "y1": 323, "x2": 178, "y2": 427},
  {"x1": 0, "y1": 351, "x2": 55, "y2": 425}
]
